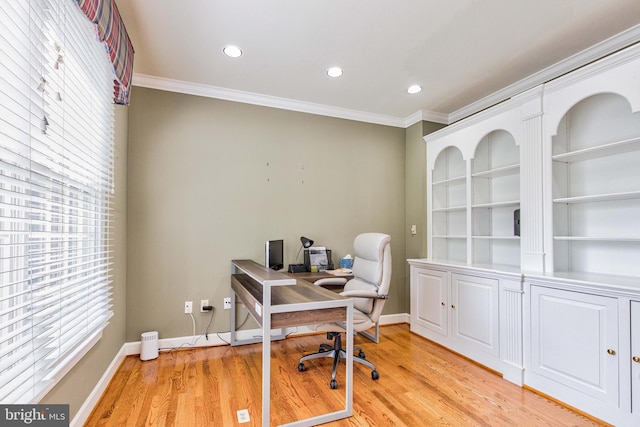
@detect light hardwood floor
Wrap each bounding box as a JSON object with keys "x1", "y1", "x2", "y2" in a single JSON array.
[{"x1": 85, "y1": 324, "x2": 606, "y2": 426}]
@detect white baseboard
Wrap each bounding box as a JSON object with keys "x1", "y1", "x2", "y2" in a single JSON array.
[
  {"x1": 380, "y1": 312, "x2": 410, "y2": 325},
  {"x1": 71, "y1": 344, "x2": 128, "y2": 427},
  {"x1": 72, "y1": 313, "x2": 410, "y2": 425}
]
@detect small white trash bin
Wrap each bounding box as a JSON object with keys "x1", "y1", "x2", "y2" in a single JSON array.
[{"x1": 140, "y1": 331, "x2": 158, "y2": 361}]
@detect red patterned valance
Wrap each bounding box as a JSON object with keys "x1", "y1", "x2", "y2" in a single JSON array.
[{"x1": 75, "y1": 0, "x2": 134, "y2": 105}]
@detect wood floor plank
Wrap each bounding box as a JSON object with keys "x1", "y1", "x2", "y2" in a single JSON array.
[{"x1": 85, "y1": 324, "x2": 607, "y2": 426}]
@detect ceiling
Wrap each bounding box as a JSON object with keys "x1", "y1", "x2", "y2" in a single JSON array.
[{"x1": 115, "y1": 0, "x2": 640, "y2": 127}]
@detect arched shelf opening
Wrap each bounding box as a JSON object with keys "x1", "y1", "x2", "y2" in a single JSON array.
[
  {"x1": 552, "y1": 92, "x2": 640, "y2": 276},
  {"x1": 470, "y1": 130, "x2": 521, "y2": 268},
  {"x1": 430, "y1": 146, "x2": 467, "y2": 263}
]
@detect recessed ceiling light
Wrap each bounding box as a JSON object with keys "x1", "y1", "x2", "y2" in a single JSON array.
[
  {"x1": 327, "y1": 67, "x2": 343, "y2": 78},
  {"x1": 407, "y1": 85, "x2": 422, "y2": 94},
  {"x1": 223, "y1": 45, "x2": 243, "y2": 58}
]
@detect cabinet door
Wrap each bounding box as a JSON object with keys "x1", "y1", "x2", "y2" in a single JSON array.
[
  {"x1": 632, "y1": 301, "x2": 640, "y2": 414},
  {"x1": 411, "y1": 267, "x2": 448, "y2": 337},
  {"x1": 451, "y1": 273, "x2": 499, "y2": 357},
  {"x1": 530, "y1": 286, "x2": 618, "y2": 404}
]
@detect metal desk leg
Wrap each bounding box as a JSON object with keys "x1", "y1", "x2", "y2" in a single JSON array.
[{"x1": 262, "y1": 283, "x2": 272, "y2": 426}]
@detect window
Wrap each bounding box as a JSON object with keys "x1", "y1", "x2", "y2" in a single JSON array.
[{"x1": 0, "y1": 0, "x2": 115, "y2": 403}]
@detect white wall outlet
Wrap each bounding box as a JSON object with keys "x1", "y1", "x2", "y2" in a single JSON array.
[
  {"x1": 184, "y1": 301, "x2": 193, "y2": 314},
  {"x1": 224, "y1": 297, "x2": 231, "y2": 310},
  {"x1": 200, "y1": 299, "x2": 209, "y2": 312},
  {"x1": 411, "y1": 224, "x2": 417, "y2": 235}
]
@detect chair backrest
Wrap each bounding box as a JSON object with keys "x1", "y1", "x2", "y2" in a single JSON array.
[{"x1": 344, "y1": 233, "x2": 391, "y2": 322}]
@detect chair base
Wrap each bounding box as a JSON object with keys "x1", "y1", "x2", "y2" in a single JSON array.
[{"x1": 298, "y1": 332, "x2": 379, "y2": 389}]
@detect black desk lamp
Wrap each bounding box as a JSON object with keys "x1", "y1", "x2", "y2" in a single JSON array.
[
  {"x1": 289, "y1": 236, "x2": 313, "y2": 273},
  {"x1": 300, "y1": 236, "x2": 314, "y2": 249}
]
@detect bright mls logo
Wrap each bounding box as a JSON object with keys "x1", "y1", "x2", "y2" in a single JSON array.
[{"x1": 0, "y1": 405, "x2": 69, "y2": 426}]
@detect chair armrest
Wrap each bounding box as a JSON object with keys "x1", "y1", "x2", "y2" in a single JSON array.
[
  {"x1": 340, "y1": 290, "x2": 388, "y2": 299},
  {"x1": 314, "y1": 277, "x2": 347, "y2": 287}
]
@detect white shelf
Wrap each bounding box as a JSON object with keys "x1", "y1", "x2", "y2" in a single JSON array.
[
  {"x1": 433, "y1": 205, "x2": 467, "y2": 213},
  {"x1": 433, "y1": 235, "x2": 467, "y2": 239},
  {"x1": 472, "y1": 200, "x2": 520, "y2": 209},
  {"x1": 554, "y1": 236, "x2": 640, "y2": 242},
  {"x1": 552, "y1": 136, "x2": 640, "y2": 163},
  {"x1": 472, "y1": 235, "x2": 520, "y2": 240},
  {"x1": 432, "y1": 175, "x2": 466, "y2": 186},
  {"x1": 553, "y1": 191, "x2": 640, "y2": 204},
  {"x1": 472, "y1": 164, "x2": 519, "y2": 179}
]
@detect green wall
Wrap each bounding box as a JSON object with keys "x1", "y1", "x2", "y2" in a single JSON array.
[{"x1": 125, "y1": 87, "x2": 409, "y2": 340}]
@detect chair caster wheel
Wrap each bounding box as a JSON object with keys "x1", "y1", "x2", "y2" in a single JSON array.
[
  {"x1": 358, "y1": 350, "x2": 366, "y2": 358},
  {"x1": 297, "y1": 363, "x2": 306, "y2": 372},
  {"x1": 371, "y1": 370, "x2": 379, "y2": 380},
  {"x1": 330, "y1": 379, "x2": 338, "y2": 389}
]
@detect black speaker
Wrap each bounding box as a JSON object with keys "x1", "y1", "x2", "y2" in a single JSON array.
[{"x1": 514, "y1": 209, "x2": 521, "y2": 237}]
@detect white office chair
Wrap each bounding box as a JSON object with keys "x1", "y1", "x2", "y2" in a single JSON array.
[{"x1": 298, "y1": 232, "x2": 391, "y2": 389}]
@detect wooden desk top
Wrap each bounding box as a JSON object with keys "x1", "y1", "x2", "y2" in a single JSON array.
[{"x1": 231, "y1": 273, "x2": 347, "y2": 329}]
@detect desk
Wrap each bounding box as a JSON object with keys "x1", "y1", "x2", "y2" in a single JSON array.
[{"x1": 230, "y1": 260, "x2": 354, "y2": 426}]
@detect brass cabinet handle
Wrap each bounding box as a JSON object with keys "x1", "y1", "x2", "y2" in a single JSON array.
[
  {"x1": 607, "y1": 349, "x2": 616, "y2": 355},
  {"x1": 633, "y1": 356, "x2": 640, "y2": 363},
  {"x1": 451, "y1": 304, "x2": 456, "y2": 309},
  {"x1": 441, "y1": 302, "x2": 445, "y2": 306}
]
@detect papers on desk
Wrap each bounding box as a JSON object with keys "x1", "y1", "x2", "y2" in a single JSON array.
[
  {"x1": 325, "y1": 268, "x2": 352, "y2": 276},
  {"x1": 308, "y1": 246, "x2": 329, "y2": 269}
]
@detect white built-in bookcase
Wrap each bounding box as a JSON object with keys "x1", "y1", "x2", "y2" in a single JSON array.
[
  {"x1": 551, "y1": 94, "x2": 640, "y2": 276},
  {"x1": 427, "y1": 105, "x2": 523, "y2": 269},
  {"x1": 431, "y1": 146, "x2": 467, "y2": 262},
  {"x1": 542, "y1": 45, "x2": 640, "y2": 277},
  {"x1": 471, "y1": 130, "x2": 520, "y2": 266},
  {"x1": 426, "y1": 43, "x2": 640, "y2": 277}
]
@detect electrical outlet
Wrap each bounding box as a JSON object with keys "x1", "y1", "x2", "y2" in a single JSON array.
[
  {"x1": 224, "y1": 297, "x2": 231, "y2": 310},
  {"x1": 184, "y1": 301, "x2": 193, "y2": 314},
  {"x1": 200, "y1": 299, "x2": 209, "y2": 312}
]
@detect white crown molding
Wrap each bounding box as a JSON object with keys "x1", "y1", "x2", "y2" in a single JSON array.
[
  {"x1": 132, "y1": 74, "x2": 416, "y2": 128},
  {"x1": 404, "y1": 110, "x2": 449, "y2": 127},
  {"x1": 543, "y1": 40, "x2": 640, "y2": 94},
  {"x1": 448, "y1": 24, "x2": 640, "y2": 124}
]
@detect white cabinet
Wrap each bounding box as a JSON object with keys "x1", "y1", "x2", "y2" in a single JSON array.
[
  {"x1": 524, "y1": 276, "x2": 640, "y2": 426},
  {"x1": 411, "y1": 266, "x2": 448, "y2": 337},
  {"x1": 450, "y1": 273, "x2": 499, "y2": 359},
  {"x1": 632, "y1": 301, "x2": 640, "y2": 415},
  {"x1": 528, "y1": 285, "x2": 618, "y2": 406},
  {"x1": 410, "y1": 262, "x2": 515, "y2": 375}
]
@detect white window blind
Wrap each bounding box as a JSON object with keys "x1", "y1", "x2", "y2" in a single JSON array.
[{"x1": 0, "y1": 0, "x2": 115, "y2": 403}]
